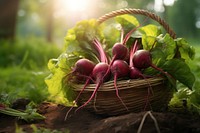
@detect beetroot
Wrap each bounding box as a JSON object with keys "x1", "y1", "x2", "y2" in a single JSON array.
[
  {"x1": 109, "y1": 24, "x2": 142, "y2": 66},
  {"x1": 74, "y1": 59, "x2": 95, "y2": 75},
  {"x1": 112, "y1": 43, "x2": 128, "y2": 60},
  {"x1": 75, "y1": 62, "x2": 111, "y2": 112},
  {"x1": 92, "y1": 62, "x2": 111, "y2": 82},
  {"x1": 129, "y1": 67, "x2": 143, "y2": 79},
  {"x1": 133, "y1": 50, "x2": 152, "y2": 69},
  {"x1": 132, "y1": 49, "x2": 174, "y2": 80},
  {"x1": 129, "y1": 40, "x2": 143, "y2": 79},
  {"x1": 111, "y1": 60, "x2": 129, "y2": 78},
  {"x1": 70, "y1": 58, "x2": 95, "y2": 80}
]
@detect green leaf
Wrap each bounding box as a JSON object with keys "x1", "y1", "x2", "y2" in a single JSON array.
[
  {"x1": 0, "y1": 103, "x2": 45, "y2": 122},
  {"x1": 115, "y1": 14, "x2": 139, "y2": 34},
  {"x1": 47, "y1": 58, "x2": 59, "y2": 73},
  {"x1": 103, "y1": 23, "x2": 120, "y2": 50},
  {"x1": 45, "y1": 68, "x2": 69, "y2": 104},
  {"x1": 162, "y1": 59, "x2": 195, "y2": 89},
  {"x1": 65, "y1": 40, "x2": 80, "y2": 54},
  {"x1": 155, "y1": 34, "x2": 176, "y2": 60},
  {"x1": 151, "y1": 49, "x2": 167, "y2": 66},
  {"x1": 45, "y1": 53, "x2": 79, "y2": 105},
  {"x1": 140, "y1": 24, "x2": 161, "y2": 37},
  {"x1": 175, "y1": 38, "x2": 195, "y2": 60},
  {"x1": 142, "y1": 35, "x2": 157, "y2": 50},
  {"x1": 140, "y1": 24, "x2": 162, "y2": 50},
  {"x1": 57, "y1": 53, "x2": 78, "y2": 71}
]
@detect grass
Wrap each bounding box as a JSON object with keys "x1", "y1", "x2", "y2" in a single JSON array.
[
  {"x1": 0, "y1": 67, "x2": 50, "y2": 104},
  {"x1": 0, "y1": 38, "x2": 62, "y2": 69},
  {"x1": 15, "y1": 124, "x2": 70, "y2": 133},
  {"x1": 0, "y1": 38, "x2": 62, "y2": 105}
]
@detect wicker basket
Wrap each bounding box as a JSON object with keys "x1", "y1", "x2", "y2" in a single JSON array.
[{"x1": 72, "y1": 8, "x2": 176, "y2": 116}]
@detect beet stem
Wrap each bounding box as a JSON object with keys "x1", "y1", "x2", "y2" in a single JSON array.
[
  {"x1": 120, "y1": 27, "x2": 124, "y2": 44},
  {"x1": 123, "y1": 17, "x2": 149, "y2": 45},
  {"x1": 93, "y1": 39, "x2": 108, "y2": 63},
  {"x1": 75, "y1": 79, "x2": 103, "y2": 113},
  {"x1": 93, "y1": 91, "x2": 98, "y2": 111},
  {"x1": 144, "y1": 86, "x2": 151, "y2": 111},
  {"x1": 74, "y1": 73, "x2": 95, "y2": 83},
  {"x1": 133, "y1": 40, "x2": 139, "y2": 53},
  {"x1": 139, "y1": 74, "x2": 153, "y2": 111},
  {"x1": 102, "y1": 54, "x2": 116, "y2": 81},
  {"x1": 129, "y1": 40, "x2": 139, "y2": 68},
  {"x1": 140, "y1": 75, "x2": 154, "y2": 95},
  {"x1": 64, "y1": 77, "x2": 91, "y2": 120},
  {"x1": 114, "y1": 74, "x2": 129, "y2": 111},
  {"x1": 150, "y1": 64, "x2": 175, "y2": 82}
]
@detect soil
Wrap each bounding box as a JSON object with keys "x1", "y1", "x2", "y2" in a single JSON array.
[{"x1": 0, "y1": 102, "x2": 200, "y2": 133}]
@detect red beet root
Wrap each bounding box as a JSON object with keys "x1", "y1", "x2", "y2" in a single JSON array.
[
  {"x1": 75, "y1": 62, "x2": 111, "y2": 113},
  {"x1": 111, "y1": 60, "x2": 129, "y2": 111}
]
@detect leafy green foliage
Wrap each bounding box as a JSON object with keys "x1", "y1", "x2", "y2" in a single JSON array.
[
  {"x1": 102, "y1": 23, "x2": 120, "y2": 52},
  {"x1": 175, "y1": 38, "x2": 195, "y2": 60},
  {"x1": 162, "y1": 59, "x2": 195, "y2": 89},
  {"x1": 64, "y1": 19, "x2": 104, "y2": 62},
  {"x1": 169, "y1": 46, "x2": 200, "y2": 114},
  {"x1": 45, "y1": 54, "x2": 78, "y2": 104},
  {"x1": 155, "y1": 34, "x2": 176, "y2": 60},
  {"x1": 115, "y1": 14, "x2": 139, "y2": 34},
  {"x1": 140, "y1": 24, "x2": 161, "y2": 37},
  {"x1": 140, "y1": 31, "x2": 195, "y2": 90},
  {"x1": 140, "y1": 24, "x2": 161, "y2": 50}
]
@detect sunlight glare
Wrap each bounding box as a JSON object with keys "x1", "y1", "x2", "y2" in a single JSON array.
[
  {"x1": 70, "y1": 0, "x2": 88, "y2": 12},
  {"x1": 163, "y1": 0, "x2": 175, "y2": 6},
  {"x1": 59, "y1": 0, "x2": 90, "y2": 12},
  {"x1": 196, "y1": 21, "x2": 200, "y2": 29},
  {"x1": 154, "y1": 0, "x2": 164, "y2": 12}
]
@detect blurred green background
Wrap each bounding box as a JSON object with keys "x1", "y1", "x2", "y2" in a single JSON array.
[
  {"x1": 0, "y1": 0, "x2": 199, "y2": 112},
  {"x1": 2, "y1": 0, "x2": 200, "y2": 43},
  {"x1": 17, "y1": 0, "x2": 200, "y2": 42}
]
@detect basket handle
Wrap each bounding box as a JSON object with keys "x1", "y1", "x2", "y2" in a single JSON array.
[{"x1": 97, "y1": 8, "x2": 176, "y2": 39}]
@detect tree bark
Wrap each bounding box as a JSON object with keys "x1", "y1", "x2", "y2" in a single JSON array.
[
  {"x1": 46, "y1": 0, "x2": 54, "y2": 42},
  {"x1": 0, "y1": 0, "x2": 19, "y2": 40}
]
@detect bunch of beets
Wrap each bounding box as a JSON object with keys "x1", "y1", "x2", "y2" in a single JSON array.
[{"x1": 66, "y1": 28, "x2": 171, "y2": 117}]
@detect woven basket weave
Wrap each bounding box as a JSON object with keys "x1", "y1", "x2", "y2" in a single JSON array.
[{"x1": 72, "y1": 8, "x2": 176, "y2": 116}]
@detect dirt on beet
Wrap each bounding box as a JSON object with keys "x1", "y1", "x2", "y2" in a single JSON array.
[{"x1": 0, "y1": 102, "x2": 200, "y2": 133}]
